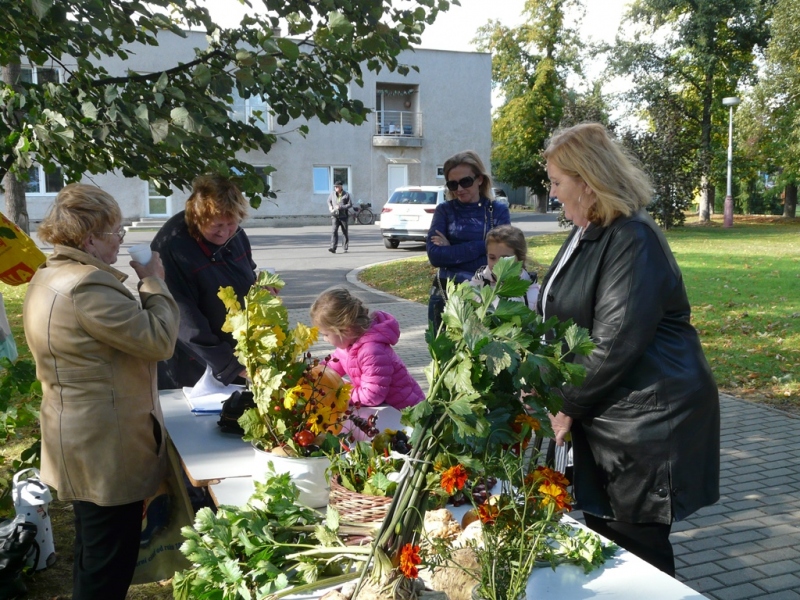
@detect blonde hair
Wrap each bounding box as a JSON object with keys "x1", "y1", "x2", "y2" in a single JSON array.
[
  {"x1": 543, "y1": 123, "x2": 652, "y2": 227},
  {"x1": 443, "y1": 150, "x2": 494, "y2": 201},
  {"x1": 37, "y1": 184, "x2": 121, "y2": 247},
  {"x1": 310, "y1": 288, "x2": 372, "y2": 338},
  {"x1": 184, "y1": 175, "x2": 249, "y2": 239},
  {"x1": 486, "y1": 225, "x2": 529, "y2": 268}
]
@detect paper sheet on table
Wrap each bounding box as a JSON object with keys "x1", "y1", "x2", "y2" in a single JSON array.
[{"x1": 182, "y1": 366, "x2": 243, "y2": 415}]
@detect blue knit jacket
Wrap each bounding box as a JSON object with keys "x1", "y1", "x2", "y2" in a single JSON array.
[{"x1": 425, "y1": 198, "x2": 511, "y2": 282}]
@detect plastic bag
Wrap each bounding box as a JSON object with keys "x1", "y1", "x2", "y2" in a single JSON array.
[{"x1": 0, "y1": 213, "x2": 46, "y2": 286}]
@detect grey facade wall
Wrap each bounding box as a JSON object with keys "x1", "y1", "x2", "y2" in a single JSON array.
[{"x1": 11, "y1": 31, "x2": 492, "y2": 226}]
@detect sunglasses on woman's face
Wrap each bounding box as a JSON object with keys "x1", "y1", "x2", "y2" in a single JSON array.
[{"x1": 445, "y1": 176, "x2": 477, "y2": 191}]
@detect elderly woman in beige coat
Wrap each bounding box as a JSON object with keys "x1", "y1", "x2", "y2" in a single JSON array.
[{"x1": 24, "y1": 184, "x2": 179, "y2": 600}]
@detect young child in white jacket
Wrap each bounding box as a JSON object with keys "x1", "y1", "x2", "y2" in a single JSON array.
[{"x1": 470, "y1": 224, "x2": 540, "y2": 308}]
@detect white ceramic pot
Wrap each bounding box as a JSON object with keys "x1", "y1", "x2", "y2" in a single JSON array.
[{"x1": 252, "y1": 444, "x2": 331, "y2": 508}]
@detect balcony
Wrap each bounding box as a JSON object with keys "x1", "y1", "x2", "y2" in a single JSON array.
[{"x1": 373, "y1": 110, "x2": 423, "y2": 147}]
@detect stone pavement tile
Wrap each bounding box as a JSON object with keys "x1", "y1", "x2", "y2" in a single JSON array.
[
  {"x1": 755, "y1": 533, "x2": 800, "y2": 550},
  {"x1": 717, "y1": 554, "x2": 767, "y2": 570},
  {"x1": 754, "y1": 559, "x2": 800, "y2": 576},
  {"x1": 679, "y1": 548, "x2": 729, "y2": 563},
  {"x1": 711, "y1": 582, "x2": 767, "y2": 600},
  {"x1": 724, "y1": 498, "x2": 769, "y2": 511},
  {"x1": 678, "y1": 561, "x2": 727, "y2": 579},
  {"x1": 713, "y1": 566, "x2": 768, "y2": 586},
  {"x1": 757, "y1": 514, "x2": 800, "y2": 527},
  {"x1": 688, "y1": 513, "x2": 734, "y2": 528},
  {"x1": 728, "y1": 480, "x2": 774, "y2": 494},
  {"x1": 717, "y1": 542, "x2": 772, "y2": 558},
  {"x1": 759, "y1": 503, "x2": 800, "y2": 516},
  {"x1": 719, "y1": 528, "x2": 769, "y2": 545},
  {"x1": 757, "y1": 573, "x2": 800, "y2": 593},
  {"x1": 757, "y1": 523, "x2": 800, "y2": 537},
  {"x1": 682, "y1": 576, "x2": 726, "y2": 594},
  {"x1": 672, "y1": 523, "x2": 729, "y2": 540},
  {"x1": 723, "y1": 507, "x2": 770, "y2": 521},
  {"x1": 757, "y1": 547, "x2": 800, "y2": 562},
  {"x1": 685, "y1": 535, "x2": 742, "y2": 552},
  {"x1": 755, "y1": 592, "x2": 800, "y2": 600}
]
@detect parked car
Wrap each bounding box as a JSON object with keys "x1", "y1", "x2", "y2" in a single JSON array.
[
  {"x1": 379, "y1": 185, "x2": 446, "y2": 249},
  {"x1": 549, "y1": 197, "x2": 562, "y2": 211},
  {"x1": 492, "y1": 187, "x2": 509, "y2": 203}
]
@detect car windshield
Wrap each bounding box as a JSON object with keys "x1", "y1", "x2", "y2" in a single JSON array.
[{"x1": 388, "y1": 191, "x2": 438, "y2": 205}]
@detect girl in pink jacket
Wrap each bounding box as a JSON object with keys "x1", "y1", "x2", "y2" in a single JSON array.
[{"x1": 310, "y1": 288, "x2": 424, "y2": 409}]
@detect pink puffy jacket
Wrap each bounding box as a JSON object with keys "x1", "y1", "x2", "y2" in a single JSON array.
[{"x1": 324, "y1": 311, "x2": 424, "y2": 409}]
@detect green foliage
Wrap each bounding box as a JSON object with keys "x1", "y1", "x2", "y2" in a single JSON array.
[
  {"x1": 611, "y1": 0, "x2": 771, "y2": 219},
  {"x1": 173, "y1": 467, "x2": 373, "y2": 600},
  {"x1": 329, "y1": 435, "x2": 409, "y2": 498},
  {"x1": 358, "y1": 258, "x2": 594, "y2": 591},
  {"x1": 0, "y1": 0, "x2": 454, "y2": 208},
  {"x1": 474, "y1": 0, "x2": 583, "y2": 194},
  {"x1": 219, "y1": 271, "x2": 350, "y2": 456},
  {"x1": 0, "y1": 357, "x2": 41, "y2": 517}
]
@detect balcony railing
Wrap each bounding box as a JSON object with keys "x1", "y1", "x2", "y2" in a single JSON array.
[{"x1": 375, "y1": 110, "x2": 421, "y2": 137}]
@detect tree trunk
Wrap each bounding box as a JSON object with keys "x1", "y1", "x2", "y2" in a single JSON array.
[
  {"x1": 698, "y1": 174, "x2": 712, "y2": 223},
  {"x1": 3, "y1": 171, "x2": 29, "y2": 234},
  {"x1": 1, "y1": 61, "x2": 29, "y2": 233},
  {"x1": 783, "y1": 183, "x2": 797, "y2": 218}
]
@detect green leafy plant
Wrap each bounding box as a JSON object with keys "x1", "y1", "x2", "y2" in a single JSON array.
[
  {"x1": 427, "y1": 453, "x2": 615, "y2": 600},
  {"x1": 355, "y1": 257, "x2": 596, "y2": 592},
  {"x1": 218, "y1": 271, "x2": 351, "y2": 457},
  {"x1": 0, "y1": 358, "x2": 41, "y2": 517},
  {"x1": 173, "y1": 466, "x2": 377, "y2": 600},
  {"x1": 329, "y1": 430, "x2": 412, "y2": 498}
]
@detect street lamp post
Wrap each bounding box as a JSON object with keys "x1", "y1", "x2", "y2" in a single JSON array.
[{"x1": 722, "y1": 96, "x2": 740, "y2": 228}]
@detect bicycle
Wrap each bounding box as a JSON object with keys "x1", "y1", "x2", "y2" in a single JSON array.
[{"x1": 348, "y1": 201, "x2": 375, "y2": 225}]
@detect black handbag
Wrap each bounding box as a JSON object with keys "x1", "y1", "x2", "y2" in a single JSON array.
[
  {"x1": 217, "y1": 390, "x2": 256, "y2": 435},
  {"x1": 0, "y1": 515, "x2": 38, "y2": 600}
]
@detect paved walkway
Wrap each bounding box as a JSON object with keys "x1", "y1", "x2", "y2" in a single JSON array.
[{"x1": 291, "y1": 286, "x2": 800, "y2": 600}]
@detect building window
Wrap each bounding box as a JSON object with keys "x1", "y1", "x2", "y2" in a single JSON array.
[
  {"x1": 19, "y1": 66, "x2": 60, "y2": 85},
  {"x1": 253, "y1": 166, "x2": 272, "y2": 191},
  {"x1": 230, "y1": 89, "x2": 271, "y2": 132},
  {"x1": 313, "y1": 166, "x2": 350, "y2": 194},
  {"x1": 436, "y1": 166, "x2": 445, "y2": 179},
  {"x1": 24, "y1": 165, "x2": 63, "y2": 195},
  {"x1": 147, "y1": 181, "x2": 171, "y2": 216}
]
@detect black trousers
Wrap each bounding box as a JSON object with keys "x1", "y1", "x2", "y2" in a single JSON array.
[
  {"x1": 72, "y1": 500, "x2": 143, "y2": 600},
  {"x1": 330, "y1": 217, "x2": 349, "y2": 250},
  {"x1": 583, "y1": 512, "x2": 675, "y2": 577}
]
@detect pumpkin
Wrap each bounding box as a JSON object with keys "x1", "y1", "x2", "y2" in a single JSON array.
[{"x1": 301, "y1": 364, "x2": 350, "y2": 435}]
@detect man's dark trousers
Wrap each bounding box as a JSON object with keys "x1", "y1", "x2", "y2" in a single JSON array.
[{"x1": 330, "y1": 215, "x2": 349, "y2": 252}]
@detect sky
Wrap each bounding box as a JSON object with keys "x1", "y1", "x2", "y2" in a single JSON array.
[{"x1": 202, "y1": 0, "x2": 630, "y2": 50}]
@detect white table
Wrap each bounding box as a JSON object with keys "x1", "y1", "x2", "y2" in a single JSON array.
[{"x1": 159, "y1": 389, "x2": 254, "y2": 486}]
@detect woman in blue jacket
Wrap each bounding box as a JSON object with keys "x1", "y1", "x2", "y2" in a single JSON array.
[{"x1": 426, "y1": 150, "x2": 511, "y2": 332}]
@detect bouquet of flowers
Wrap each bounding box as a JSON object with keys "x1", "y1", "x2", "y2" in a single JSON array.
[
  {"x1": 353, "y1": 257, "x2": 597, "y2": 596},
  {"x1": 218, "y1": 271, "x2": 352, "y2": 457}
]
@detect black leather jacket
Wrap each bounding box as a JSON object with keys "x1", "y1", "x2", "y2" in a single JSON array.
[{"x1": 538, "y1": 210, "x2": 719, "y2": 524}]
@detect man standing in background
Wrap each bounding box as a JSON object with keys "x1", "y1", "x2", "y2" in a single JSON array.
[{"x1": 327, "y1": 180, "x2": 352, "y2": 253}]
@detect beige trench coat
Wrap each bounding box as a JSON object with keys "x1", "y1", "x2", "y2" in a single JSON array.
[{"x1": 24, "y1": 245, "x2": 179, "y2": 506}]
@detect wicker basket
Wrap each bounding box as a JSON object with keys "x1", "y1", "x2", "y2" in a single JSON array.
[{"x1": 328, "y1": 477, "x2": 393, "y2": 523}]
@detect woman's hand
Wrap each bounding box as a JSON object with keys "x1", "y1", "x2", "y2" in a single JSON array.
[
  {"x1": 549, "y1": 411, "x2": 573, "y2": 446},
  {"x1": 430, "y1": 230, "x2": 451, "y2": 247},
  {"x1": 131, "y1": 251, "x2": 166, "y2": 280}
]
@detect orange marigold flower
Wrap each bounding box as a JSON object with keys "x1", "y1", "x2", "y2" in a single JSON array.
[
  {"x1": 514, "y1": 413, "x2": 541, "y2": 432},
  {"x1": 440, "y1": 465, "x2": 469, "y2": 495},
  {"x1": 399, "y1": 543, "x2": 421, "y2": 579},
  {"x1": 538, "y1": 481, "x2": 573, "y2": 512},
  {"x1": 477, "y1": 502, "x2": 500, "y2": 525},
  {"x1": 532, "y1": 465, "x2": 570, "y2": 488}
]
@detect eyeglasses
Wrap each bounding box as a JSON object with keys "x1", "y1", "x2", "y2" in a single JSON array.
[
  {"x1": 99, "y1": 229, "x2": 126, "y2": 241},
  {"x1": 445, "y1": 176, "x2": 477, "y2": 191}
]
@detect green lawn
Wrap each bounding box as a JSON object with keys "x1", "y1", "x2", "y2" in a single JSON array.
[{"x1": 360, "y1": 215, "x2": 800, "y2": 409}]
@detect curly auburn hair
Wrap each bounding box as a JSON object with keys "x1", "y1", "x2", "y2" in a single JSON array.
[{"x1": 184, "y1": 175, "x2": 249, "y2": 239}]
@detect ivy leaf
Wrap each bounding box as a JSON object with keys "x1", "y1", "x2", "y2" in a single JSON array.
[{"x1": 564, "y1": 323, "x2": 595, "y2": 356}]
